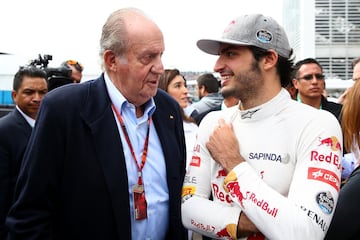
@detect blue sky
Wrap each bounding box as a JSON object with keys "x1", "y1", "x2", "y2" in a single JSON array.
[{"x1": 0, "y1": 0, "x2": 283, "y2": 76}]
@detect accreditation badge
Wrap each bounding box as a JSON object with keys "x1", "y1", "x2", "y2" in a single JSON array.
[{"x1": 133, "y1": 184, "x2": 147, "y2": 220}]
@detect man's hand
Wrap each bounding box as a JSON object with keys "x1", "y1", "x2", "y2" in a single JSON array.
[
  {"x1": 237, "y1": 212, "x2": 259, "y2": 238},
  {"x1": 206, "y1": 119, "x2": 245, "y2": 172}
]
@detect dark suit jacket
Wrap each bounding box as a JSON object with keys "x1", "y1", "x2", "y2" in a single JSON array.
[
  {"x1": 0, "y1": 108, "x2": 32, "y2": 240},
  {"x1": 321, "y1": 95, "x2": 342, "y2": 123},
  {"x1": 6, "y1": 75, "x2": 187, "y2": 240},
  {"x1": 321, "y1": 96, "x2": 346, "y2": 155}
]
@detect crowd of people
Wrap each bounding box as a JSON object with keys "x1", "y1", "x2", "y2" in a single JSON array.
[{"x1": 0, "y1": 6, "x2": 359, "y2": 240}]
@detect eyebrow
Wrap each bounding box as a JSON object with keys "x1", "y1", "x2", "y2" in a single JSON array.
[
  {"x1": 171, "y1": 79, "x2": 185, "y2": 85},
  {"x1": 219, "y1": 45, "x2": 235, "y2": 54}
]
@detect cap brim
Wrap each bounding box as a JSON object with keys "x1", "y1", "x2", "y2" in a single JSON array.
[{"x1": 197, "y1": 38, "x2": 252, "y2": 55}]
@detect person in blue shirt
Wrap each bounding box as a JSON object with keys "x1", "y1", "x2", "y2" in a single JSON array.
[{"x1": 6, "y1": 8, "x2": 187, "y2": 240}]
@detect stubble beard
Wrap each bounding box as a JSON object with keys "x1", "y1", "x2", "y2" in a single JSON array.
[{"x1": 230, "y1": 60, "x2": 263, "y2": 103}]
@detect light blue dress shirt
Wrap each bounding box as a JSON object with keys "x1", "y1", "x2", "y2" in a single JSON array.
[{"x1": 104, "y1": 73, "x2": 169, "y2": 240}]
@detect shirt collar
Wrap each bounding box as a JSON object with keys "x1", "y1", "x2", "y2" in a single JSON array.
[
  {"x1": 16, "y1": 105, "x2": 35, "y2": 127},
  {"x1": 104, "y1": 72, "x2": 156, "y2": 118}
]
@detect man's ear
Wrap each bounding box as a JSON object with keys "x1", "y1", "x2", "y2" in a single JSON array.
[
  {"x1": 262, "y1": 49, "x2": 278, "y2": 71},
  {"x1": 293, "y1": 78, "x2": 299, "y2": 89},
  {"x1": 11, "y1": 90, "x2": 17, "y2": 103},
  {"x1": 103, "y1": 50, "x2": 118, "y2": 71}
]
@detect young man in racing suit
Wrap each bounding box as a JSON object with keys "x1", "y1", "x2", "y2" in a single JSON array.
[{"x1": 181, "y1": 14, "x2": 342, "y2": 240}]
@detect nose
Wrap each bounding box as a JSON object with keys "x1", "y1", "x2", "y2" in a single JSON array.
[
  {"x1": 151, "y1": 57, "x2": 164, "y2": 75},
  {"x1": 213, "y1": 56, "x2": 224, "y2": 73},
  {"x1": 310, "y1": 76, "x2": 321, "y2": 84},
  {"x1": 32, "y1": 92, "x2": 45, "y2": 102}
]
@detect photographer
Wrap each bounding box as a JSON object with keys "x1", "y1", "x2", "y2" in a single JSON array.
[
  {"x1": 61, "y1": 59, "x2": 84, "y2": 83},
  {"x1": 29, "y1": 54, "x2": 73, "y2": 91}
]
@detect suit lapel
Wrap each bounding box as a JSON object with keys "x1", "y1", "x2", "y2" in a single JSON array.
[
  {"x1": 152, "y1": 90, "x2": 186, "y2": 182},
  {"x1": 13, "y1": 109, "x2": 32, "y2": 137},
  {"x1": 81, "y1": 76, "x2": 131, "y2": 238}
]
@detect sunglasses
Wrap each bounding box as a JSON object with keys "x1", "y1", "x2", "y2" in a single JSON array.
[
  {"x1": 67, "y1": 60, "x2": 84, "y2": 72},
  {"x1": 297, "y1": 74, "x2": 325, "y2": 81}
]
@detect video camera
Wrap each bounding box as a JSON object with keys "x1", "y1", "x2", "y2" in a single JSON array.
[{"x1": 29, "y1": 54, "x2": 73, "y2": 91}]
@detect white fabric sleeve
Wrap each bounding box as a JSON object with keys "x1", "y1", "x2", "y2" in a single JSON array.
[
  {"x1": 182, "y1": 111, "x2": 242, "y2": 239},
  {"x1": 224, "y1": 110, "x2": 342, "y2": 240}
]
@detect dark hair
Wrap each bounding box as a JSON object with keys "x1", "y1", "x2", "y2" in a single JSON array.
[
  {"x1": 196, "y1": 73, "x2": 220, "y2": 93},
  {"x1": 248, "y1": 45, "x2": 295, "y2": 88},
  {"x1": 158, "y1": 69, "x2": 182, "y2": 91},
  {"x1": 292, "y1": 58, "x2": 323, "y2": 80},
  {"x1": 159, "y1": 69, "x2": 196, "y2": 124},
  {"x1": 13, "y1": 66, "x2": 47, "y2": 91}
]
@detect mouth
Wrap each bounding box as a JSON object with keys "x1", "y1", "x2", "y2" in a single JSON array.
[
  {"x1": 147, "y1": 79, "x2": 159, "y2": 87},
  {"x1": 310, "y1": 87, "x2": 321, "y2": 92},
  {"x1": 220, "y1": 75, "x2": 233, "y2": 87},
  {"x1": 31, "y1": 104, "x2": 40, "y2": 109}
]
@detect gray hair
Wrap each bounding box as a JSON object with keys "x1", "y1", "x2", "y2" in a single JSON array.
[{"x1": 99, "y1": 8, "x2": 146, "y2": 70}]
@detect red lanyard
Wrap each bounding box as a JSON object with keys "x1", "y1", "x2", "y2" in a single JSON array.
[{"x1": 112, "y1": 104, "x2": 151, "y2": 186}]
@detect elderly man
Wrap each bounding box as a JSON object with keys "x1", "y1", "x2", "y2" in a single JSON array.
[{"x1": 6, "y1": 8, "x2": 187, "y2": 240}]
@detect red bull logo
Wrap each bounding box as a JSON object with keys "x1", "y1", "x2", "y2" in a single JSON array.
[
  {"x1": 248, "y1": 192, "x2": 278, "y2": 218},
  {"x1": 216, "y1": 168, "x2": 227, "y2": 178},
  {"x1": 225, "y1": 181, "x2": 246, "y2": 209},
  {"x1": 212, "y1": 183, "x2": 233, "y2": 203},
  {"x1": 216, "y1": 224, "x2": 237, "y2": 239},
  {"x1": 190, "y1": 219, "x2": 215, "y2": 233},
  {"x1": 216, "y1": 227, "x2": 231, "y2": 238},
  {"x1": 318, "y1": 136, "x2": 342, "y2": 152},
  {"x1": 310, "y1": 151, "x2": 341, "y2": 170}
]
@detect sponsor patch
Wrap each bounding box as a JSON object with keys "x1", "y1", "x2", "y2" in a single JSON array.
[
  {"x1": 247, "y1": 192, "x2": 278, "y2": 217},
  {"x1": 256, "y1": 30, "x2": 272, "y2": 43},
  {"x1": 248, "y1": 152, "x2": 289, "y2": 163},
  {"x1": 190, "y1": 156, "x2": 201, "y2": 167},
  {"x1": 191, "y1": 219, "x2": 216, "y2": 233},
  {"x1": 301, "y1": 205, "x2": 329, "y2": 232},
  {"x1": 225, "y1": 180, "x2": 245, "y2": 208},
  {"x1": 240, "y1": 108, "x2": 260, "y2": 119},
  {"x1": 216, "y1": 168, "x2": 227, "y2": 178},
  {"x1": 318, "y1": 136, "x2": 342, "y2": 152},
  {"x1": 316, "y1": 191, "x2": 334, "y2": 214},
  {"x1": 310, "y1": 151, "x2": 341, "y2": 170},
  {"x1": 184, "y1": 175, "x2": 197, "y2": 184},
  {"x1": 212, "y1": 183, "x2": 233, "y2": 203},
  {"x1": 308, "y1": 167, "x2": 340, "y2": 191},
  {"x1": 182, "y1": 185, "x2": 196, "y2": 197},
  {"x1": 216, "y1": 224, "x2": 237, "y2": 239}
]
